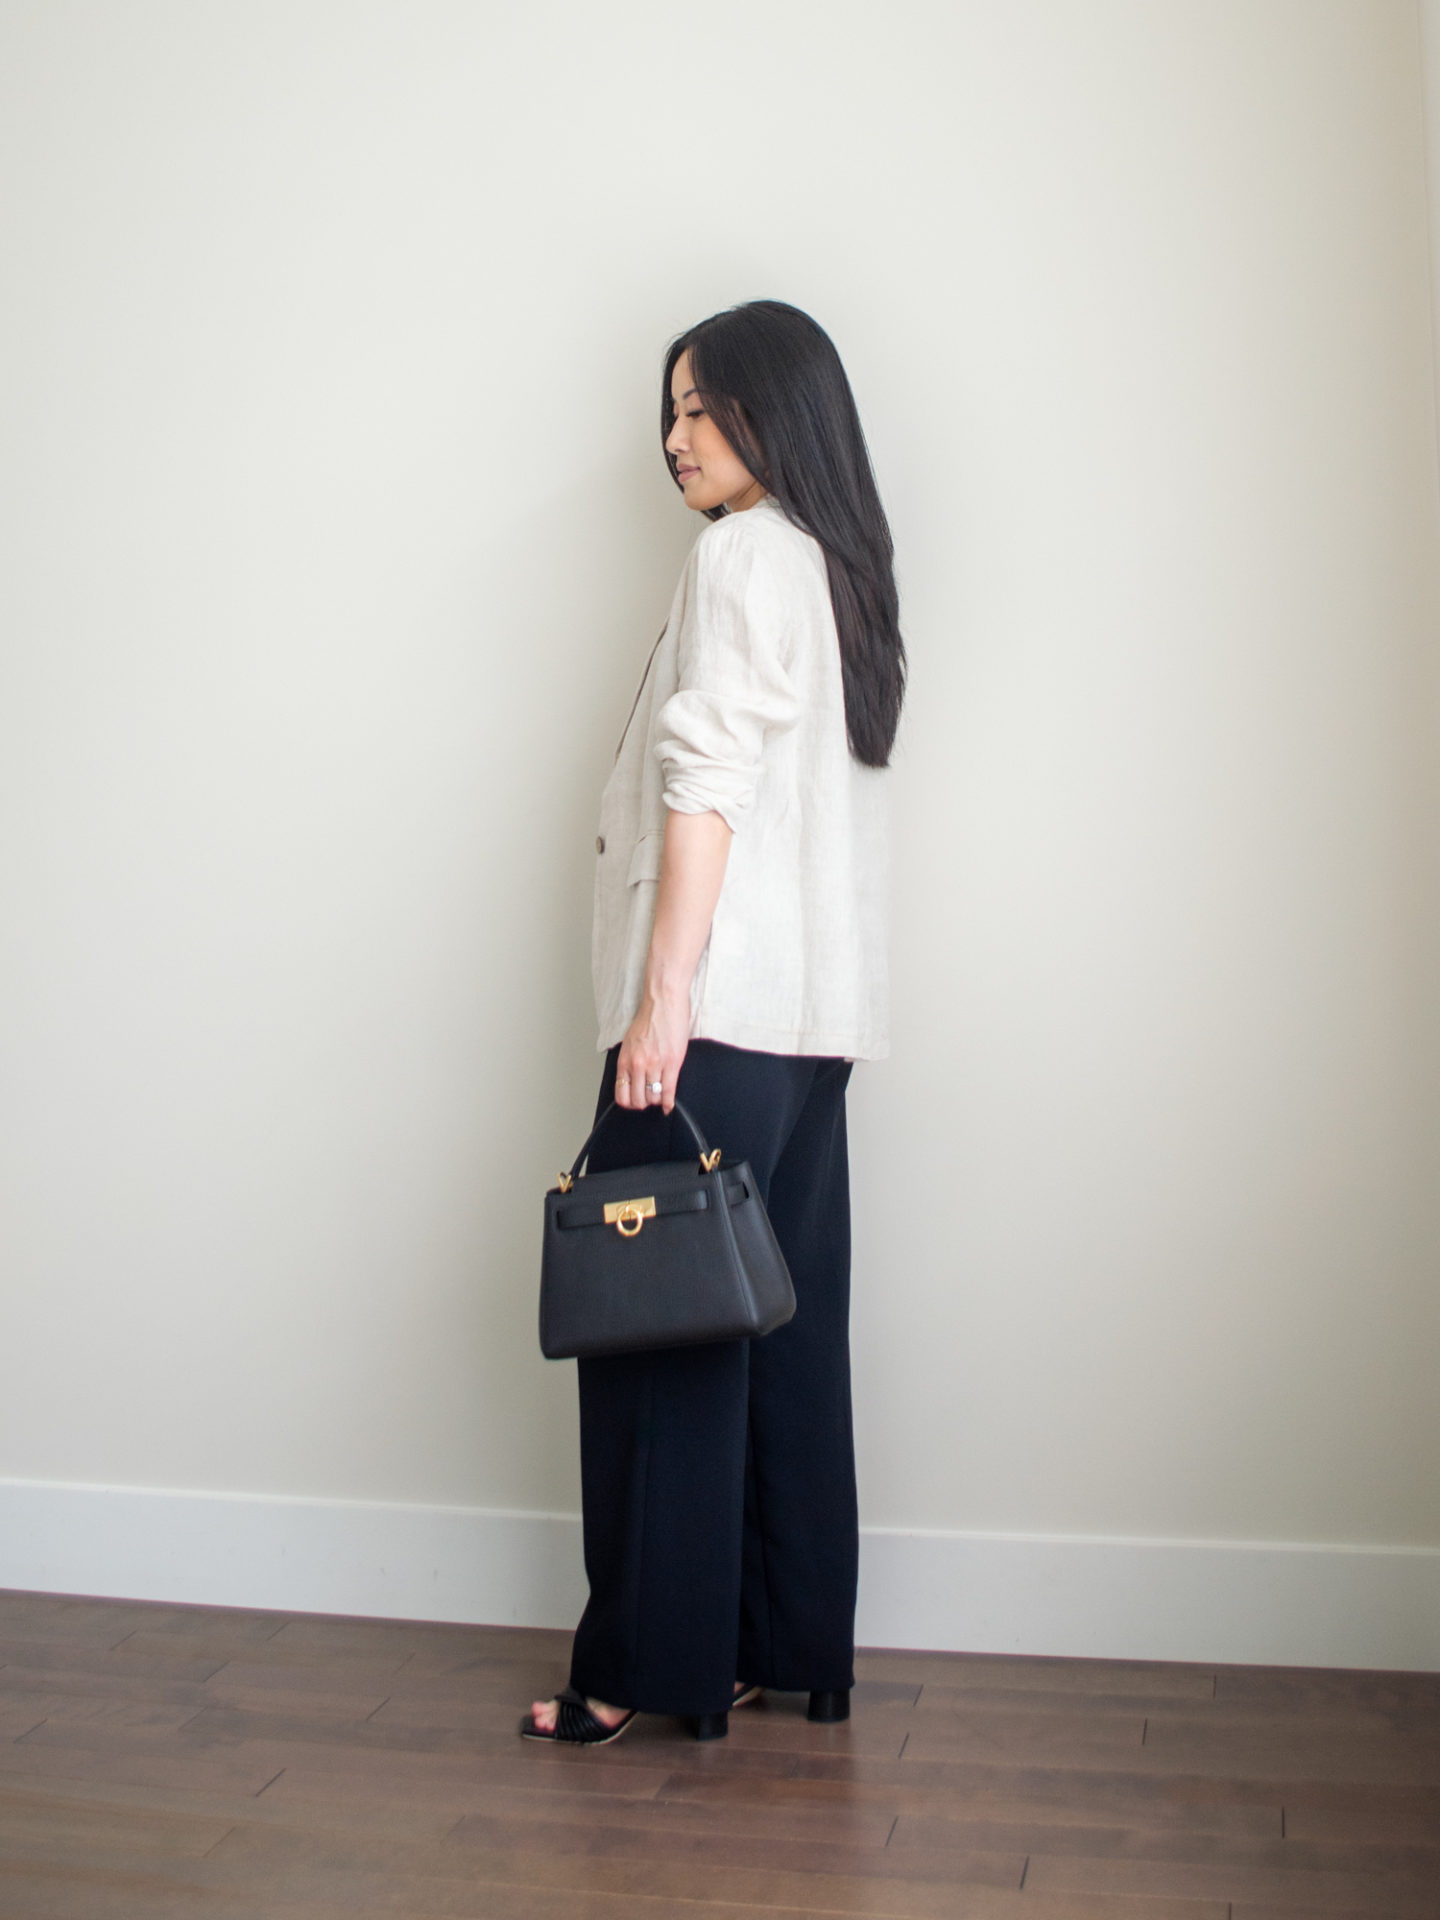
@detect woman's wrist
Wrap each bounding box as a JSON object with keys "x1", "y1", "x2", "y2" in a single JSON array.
[{"x1": 641, "y1": 960, "x2": 693, "y2": 1006}]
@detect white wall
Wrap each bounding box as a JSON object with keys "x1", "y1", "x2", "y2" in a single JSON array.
[
  {"x1": 2, "y1": 1, "x2": 1438, "y2": 1662},
  {"x1": 1425, "y1": 0, "x2": 1440, "y2": 451}
]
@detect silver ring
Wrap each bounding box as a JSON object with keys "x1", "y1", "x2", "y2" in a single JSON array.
[{"x1": 647, "y1": 1080, "x2": 663, "y2": 1095}]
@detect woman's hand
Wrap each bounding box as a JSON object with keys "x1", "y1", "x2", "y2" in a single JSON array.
[
  {"x1": 615, "y1": 987, "x2": 692, "y2": 1114},
  {"x1": 614, "y1": 808, "x2": 733, "y2": 1116}
]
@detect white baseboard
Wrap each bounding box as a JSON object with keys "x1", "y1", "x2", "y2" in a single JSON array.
[
  {"x1": 2, "y1": 1476, "x2": 1437, "y2": 1670},
  {"x1": 855, "y1": 1524, "x2": 1440, "y2": 1670},
  {"x1": 0, "y1": 1479, "x2": 587, "y2": 1634}
]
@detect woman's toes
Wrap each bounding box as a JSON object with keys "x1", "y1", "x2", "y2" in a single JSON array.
[{"x1": 526, "y1": 1694, "x2": 626, "y2": 1733}]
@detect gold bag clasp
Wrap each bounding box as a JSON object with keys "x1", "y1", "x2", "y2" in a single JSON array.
[{"x1": 603, "y1": 1196, "x2": 656, "y2": 1237}]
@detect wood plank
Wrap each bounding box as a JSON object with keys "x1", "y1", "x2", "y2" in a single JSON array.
[
  {"x1": 457, "y1": 1780, "x2": 897, "y2": 1846},
  {"x1": 1283, "y1": 1804, "x2": 1440, "y2": 1848},
  {"x1": 1024, "y1": 1849, "x2": 1440, "y2": 1912},
  {"x1": 895, "y1": 1812, "x2": 1438, "y2": 1877},
  {"x1": 0, "y1": 1598, "x2": 181, "y2": 1644},
  {"x1": 195, "y1": 1682, "x2": 395, "y2": 1723},
  {"x1": 443, "y1": 1811, "x2": 1024, "y2": 1887},
  {"x1": 900, "y1": 1711, "x2": 1147, "y2": 1765},
  {"x1": 103, "y1": 1628, "x2": 306, "y2": 1666},
  {"x1": 328, "y1": 1623, "x2": 575, "y2": 1674},
  {"x1": 0, "y1": 1663, "x2": 210, "y2": 1710},
  {"x1": 1136, "y1": 1716, "x2": 1440, "y2": 1786},
  {"x1": 0, "y1": 1861, "x2": 238, "y2": 1919},
  {"x1": 203, "y1": 1825, "x2": 1231, "y2": 1918},
  {"x1": 263, "y1": 1616, "x2": 543, "y2": 1661},
  {"x1": 912, "y1": 1684, "x2": 1210, "y2": 1721},
  {"x1": 258, "y1": 1764, "x2": 646, "y2": 1822},
  {"x1": 173, "y1": 1698, "x2": 652, "y2": 1758},
  {"x1": 0, "y1": 1702, "x2": 52, "y2": 1741},
  {"x1": 915, "y1": 1685, "x2": 1406, "y2": 1738},
  {"x1": 4, "y1": 1693, "x2": 196, "y2": 1734},
  {"x1": 91, "y1": 1603, "x2": 290, "y2": 1643},
  {"x1": 1235, "y1": 1908, "x2": 1440, "y2": 1920},
  {"x1": 0, "y1": 1637, "x2": 228, "y2": 1683},
  {"x1": 0, "y1": 1857, "x2": 1234, "y2": 1920},
  {"x1": 0, "y1": 1593, "x2": 284, "y2": 1644},
  {"x1": 657, "y1": 1766, "x2": 1281, "y2": 1838},
  {"x1": 200, "y1": 1655, "x2": 415, "y2": 1692},
  {"x1": 244, "y1": 1890, "x2": 1216, "y2": 1920},
  {"x1": 0, "y1": 1787, "x2": 232, "y2": 1861},
  {"x1": 369, "y1": 1668, "x2": 582, "y2": 1714},
  {"x1": 0, "y1": 1772, "x2": 475, "y2": 1847},
  {"x1": 857, "y1": 1650, "x2": 1217, "y2": 1698},
  {"x1": 0, "y1": 1730, "x2": 287, "y2": 1798},
  {"x1": 799, "y1": 1751, "x2": 1283, "y2": 1803},
  {"x1": 1214, "y1": 1666, "x2": 1440, "y2": 1712},
  {"x1": 1268, "y1": 1778, "x2": 1440, "y2": 1818},
  {"x1": 1139, "y1": 1702, "x2": 1406, "y2": 1738}
]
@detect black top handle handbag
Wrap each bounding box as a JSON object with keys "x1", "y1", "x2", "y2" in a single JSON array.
[{"x1": 538, "y1": 1099, "x2": 796, "y2": 1360}]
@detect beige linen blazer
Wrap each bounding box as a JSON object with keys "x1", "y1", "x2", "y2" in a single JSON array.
[{"x1": 591, "y1": 495, "x2": 890, "y2": 1060}]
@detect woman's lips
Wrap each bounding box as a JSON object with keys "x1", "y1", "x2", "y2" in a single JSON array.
[{"x1": 677, "y1": 466, "x2": 699, "y2": 480}]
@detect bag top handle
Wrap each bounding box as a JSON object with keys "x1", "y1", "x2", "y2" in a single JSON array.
[{"x1": 566, "y1": 1098, "x2": 712, "y2": 1182}]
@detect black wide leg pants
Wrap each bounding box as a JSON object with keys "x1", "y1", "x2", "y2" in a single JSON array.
[{"x1": 568, "y1": 1039, "x2": 858, "y2": 1718}]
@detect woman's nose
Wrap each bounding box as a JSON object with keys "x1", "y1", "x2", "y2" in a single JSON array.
[{"x1": 665, "y1": 419, "x2": 686, "y2": 454}]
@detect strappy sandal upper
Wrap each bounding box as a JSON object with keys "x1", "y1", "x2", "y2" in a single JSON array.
[{"x1": 519, "y1": 1683, "x2": 639, "y2": 1746}]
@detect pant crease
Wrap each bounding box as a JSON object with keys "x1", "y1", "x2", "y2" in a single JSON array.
[
  {"x1": 627, "y1": 1365, "x2": 656, "y2": 1700},
  {"x1": 745, "y1": 1391, "x2": 778, "y2": 1686}
]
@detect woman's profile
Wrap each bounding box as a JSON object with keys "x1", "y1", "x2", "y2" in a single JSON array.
[{"x1": 521, "y1": 299, "x2": 904, "y2": 1745}]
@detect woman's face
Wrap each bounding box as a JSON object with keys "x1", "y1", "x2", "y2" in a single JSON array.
[{"x1": 665, "y1": 351, "x2": 766, "y2": 513}]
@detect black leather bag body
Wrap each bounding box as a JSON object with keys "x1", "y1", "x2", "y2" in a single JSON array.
[{"x1": 539, "y1": 1100, "x2": 796, "y2": 1361}]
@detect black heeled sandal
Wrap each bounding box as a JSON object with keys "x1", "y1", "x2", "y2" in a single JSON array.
[
  {"x1": 693, "y1": 1680, "x2": 763, "y2": 1739},
  {"x1": 807, "y1": 1689, "x2": 850, "y2": 1722},
  {"x1": 519, "y1": 1685, "x2": 639, "y2": 1746}
]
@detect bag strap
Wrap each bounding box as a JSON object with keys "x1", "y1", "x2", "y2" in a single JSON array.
[{"x1": 566, "y1": 1099, "x2": 713, "y2": 1182}]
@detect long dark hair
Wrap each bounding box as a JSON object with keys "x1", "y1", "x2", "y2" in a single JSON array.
[{"x1": 661, "y1": 300, "x2": 906, "y2": 768}]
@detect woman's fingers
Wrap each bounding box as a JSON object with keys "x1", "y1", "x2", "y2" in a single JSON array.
[
  {"x1": 620, "y1": 1057, "x2": 670, "y2": 1110},
  {"x1": 616, "y1": 1053, "x2": 658, "y2": 1109}
]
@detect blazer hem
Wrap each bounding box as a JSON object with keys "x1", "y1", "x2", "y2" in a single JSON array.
[{"x1": 596, "y1": 1009, "x2": 889, "y2": 1062}]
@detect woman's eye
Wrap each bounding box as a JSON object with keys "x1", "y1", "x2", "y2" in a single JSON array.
[{"x1": 687, "y1": 409, "x2": 704, "y2": 419}]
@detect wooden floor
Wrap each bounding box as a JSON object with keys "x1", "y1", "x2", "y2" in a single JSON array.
[{"x1": 0, "y1": 1589, "x2": 1437, "y2": 1918}]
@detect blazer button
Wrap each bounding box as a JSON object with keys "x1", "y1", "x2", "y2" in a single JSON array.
[{"x1": 595, "y1": 835, "x2": 605, "y2": 854}]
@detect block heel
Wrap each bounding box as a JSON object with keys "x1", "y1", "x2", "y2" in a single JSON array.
[
  {"x1": 807, "y1": 1689, "x2": 850, "y2": 1723},
  {"x1": 692, "y1": 1711, "x2": 729, "y2": 1740}
]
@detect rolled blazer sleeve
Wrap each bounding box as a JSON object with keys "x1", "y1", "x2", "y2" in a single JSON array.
[{"x1": 654, "y1": 518, "x2": 802, "y2": 832}]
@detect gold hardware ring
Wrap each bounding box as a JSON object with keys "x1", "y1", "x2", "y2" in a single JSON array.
[{"x1": 603, "y1": 1196, "x2": 656, "y2": 1236}]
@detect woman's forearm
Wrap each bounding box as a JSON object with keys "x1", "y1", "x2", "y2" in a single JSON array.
[
  {"x1": 614, "y1": 808, "x2": 731, "y2": 1110},
  {"x1": 643, "y1": 808, "x2": 733, "y2": 1005}
]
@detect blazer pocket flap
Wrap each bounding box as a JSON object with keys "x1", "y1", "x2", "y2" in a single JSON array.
[{"x1": 626, "y1": 831, "x2": 664, "y2": 886}]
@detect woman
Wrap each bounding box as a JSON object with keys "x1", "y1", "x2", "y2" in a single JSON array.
[{"x1": 522, "y1": 300, "x2": 904, "y2": 1745}]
